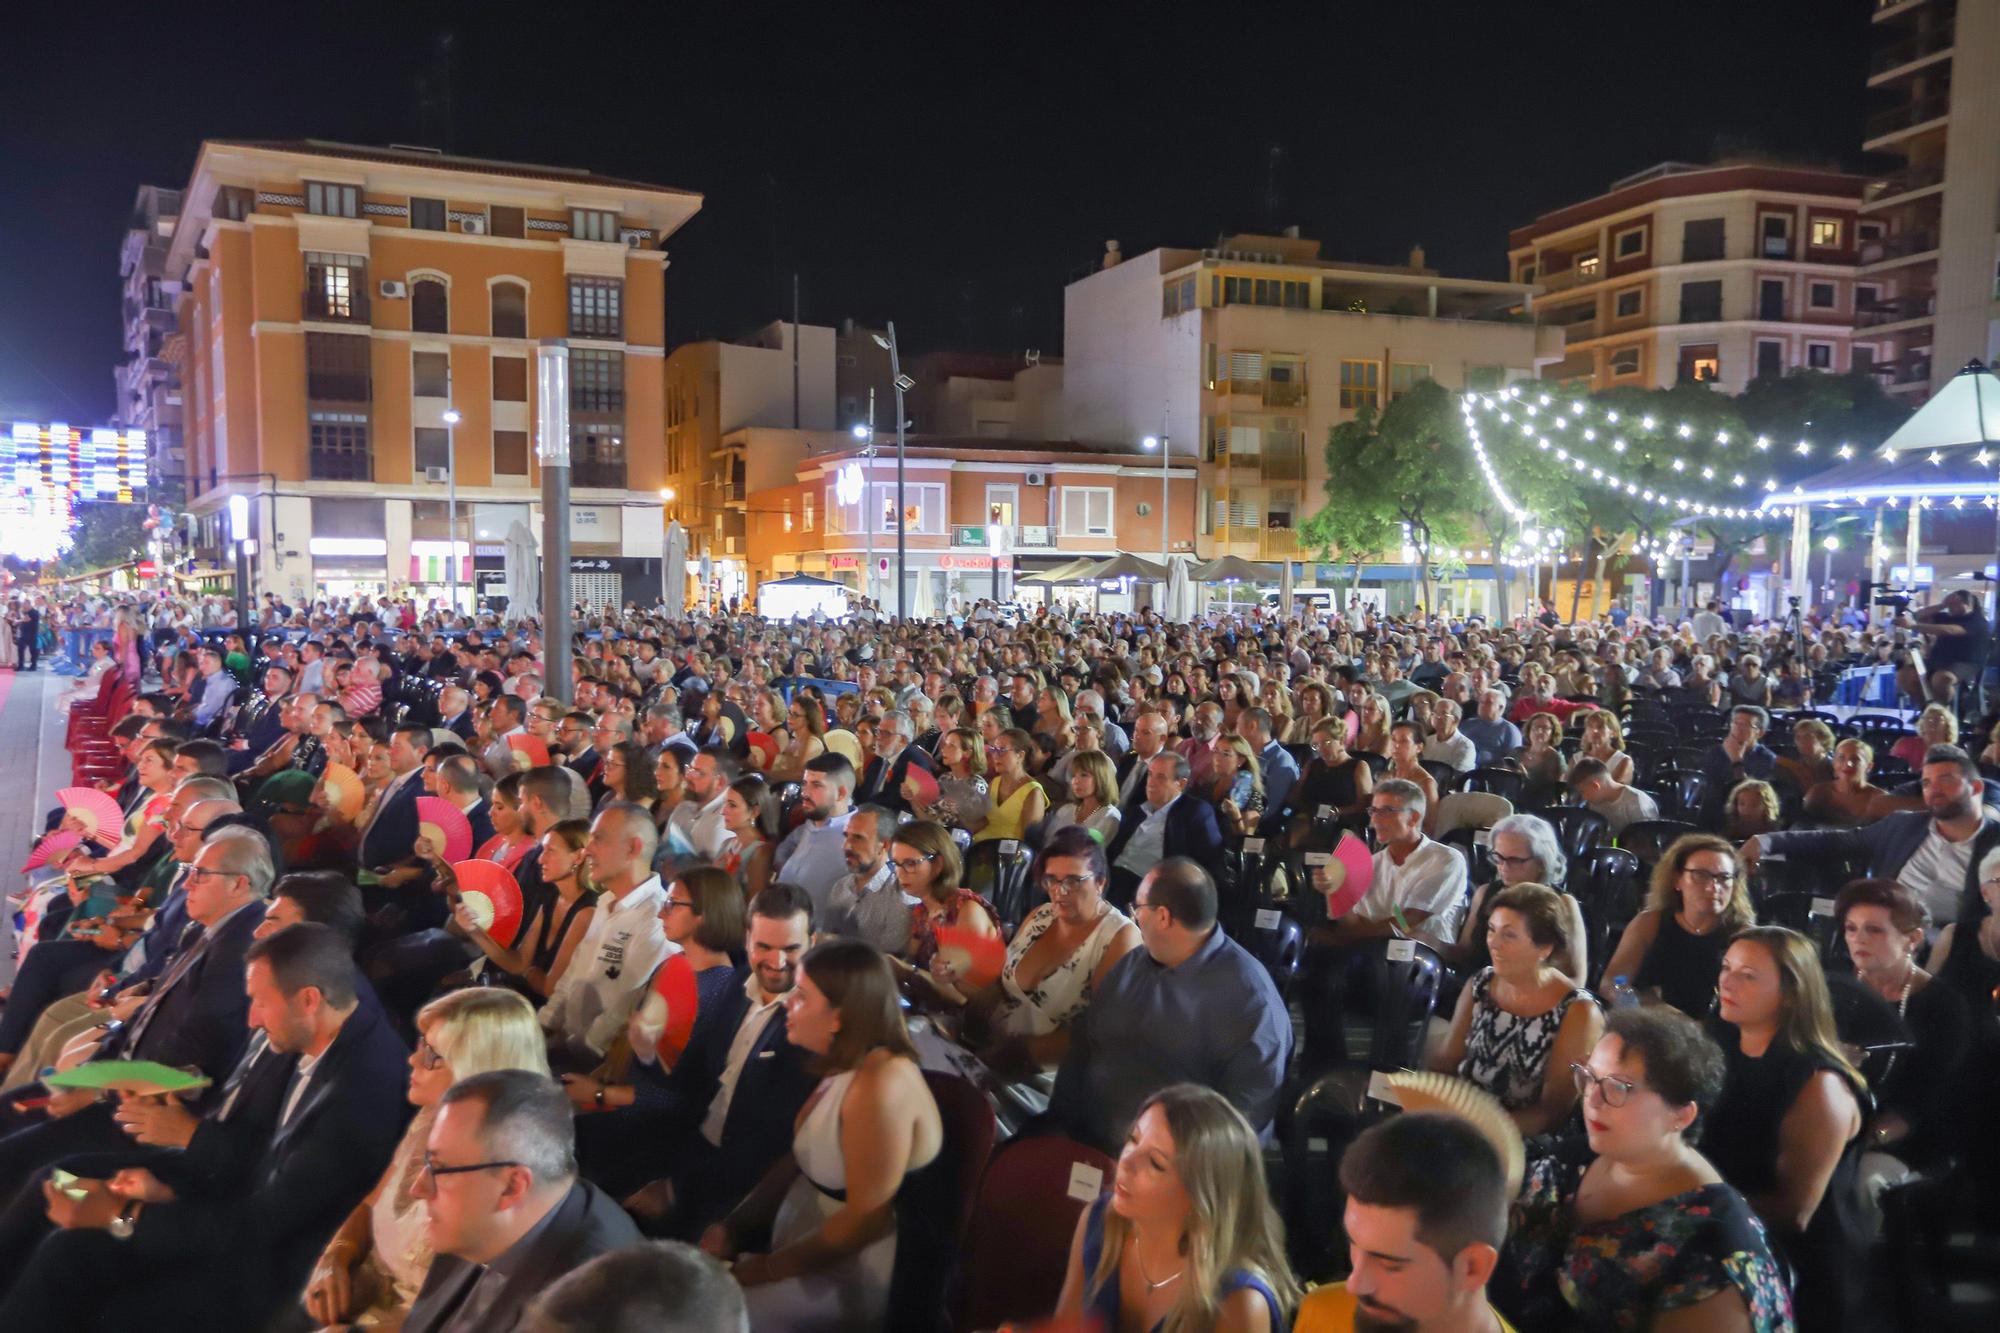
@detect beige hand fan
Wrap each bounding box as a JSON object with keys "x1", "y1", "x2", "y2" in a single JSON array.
[{"x1": 1384, "y1": 1070, "x2": 1526, "y2": 1196}]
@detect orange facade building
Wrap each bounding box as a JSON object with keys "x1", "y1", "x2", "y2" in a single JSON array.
[{"x1": 164, "y1": 139, "x2": 700, "y2": 608}]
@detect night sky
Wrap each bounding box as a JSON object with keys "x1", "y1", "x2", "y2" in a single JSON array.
[{"x1": 3, "y1": 2, "x2": 1877, "y2": 424}]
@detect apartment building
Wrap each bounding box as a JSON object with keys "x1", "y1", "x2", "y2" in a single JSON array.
[
  {"x1": 1062, "y1": 232, "x2": 1561, "y2": 564},
  {"x1": 1508, "y1": 161, "x2": 1875, "y2": 396},
  {"x1": 1862, "y1": 0, "x2": 2000, "y2": 397},
  {"x1": 115, "y1": 186, "x2": 184, "y2": 483},
  {"x1": 744, "y1": 438, "x2": 1196, "y2": 612},
  {"x1": 165, "y1": 139, "x2": 700, "y2": 608}
]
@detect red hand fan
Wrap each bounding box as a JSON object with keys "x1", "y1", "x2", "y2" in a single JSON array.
[
  {"x1": 415, "y1": 797, "x2": 474, "y2": 862},
  {"x1": 452, "y1": 859, "x2": 525, "y2": 948},
  {"x1": 932, "y1": 924, "x2": 1007, "y2": 991},
  {"x1": 902, "y1": 765, "x2": 941, "y2": 809},
  {"x1": 507, "y1": 736, "x2": 551, "y2": 770},
  {"x1": 57, "y1": 788, "x2": 124, "y2": 843},
  {"x1": 22, "y1": 830, "x2": 82, "y2": 873},
  {"x1": 632, "y1": 950, "x2": 701, "y2": 1069},
  {"x1": 319, "y1": 763, "x2": 365, "y2": 821},
  {"x1": 1316, "y1": 830, "x2": 1377, "y2": 918}
]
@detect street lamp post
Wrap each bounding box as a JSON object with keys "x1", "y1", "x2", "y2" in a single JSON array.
[
  {"x1": 852, "y1": 416, "x2": 877, "y2": 613},
  {"x1": 872, "y1": 326, "x2": 911, "y2": 622},
  {"x1": 442, "y1": 405, "x2": 461, "y2": 618},
  {"x1": 1142, "y1": 432, "x2": 1169, "y2": 566},
  {"x1": 536, "y1": 340, "x2": 572, "y2": 705},
  {"x1": 228, "y1": 493, "x2": 250, "y2": 638}
]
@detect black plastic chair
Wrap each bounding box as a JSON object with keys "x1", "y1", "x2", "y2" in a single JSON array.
[
  {"x1": 1358, "y1": 752, "x2": 1389, "y2": 777},
  {"x1": 1244, "y1": 915, "x2": 1306, "y2": 1000},
  {"x1": 776, "y1": 781, "x2": 804, "y2": 831},
  {"x1": 1537, "y1": 806, "x2": 1609, "y2": 865},
  {"x1": 1439, "y1": 827, "x2": 1495, "y2": 887},
  {"x1": 1419, "y1": 759, "x2": 1460, "y2": 793},
  {"x1": 1759, "y1": 890, "x2": 1840, "y2": 960},
  {"x1": 1457, "y1": 766, "x2": 1525, "y2": 803},
  {"x1": 1618, "y1": 819, "x2": 1704, "y2": 870},
  {"x1": 963, "y1": 839, "x2": 1036, "y2": 935},
  {"x1": 1662, "y1": 771, "x2": 1709, "y2": 823},
  {"x1": 1575, "y1": 846, "x2": 1643, "y2": 967}
]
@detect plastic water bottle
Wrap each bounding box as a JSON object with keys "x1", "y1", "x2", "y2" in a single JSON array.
[{"x1": 1608, "y1": 975, "x2": 1640, "y2": 1009}]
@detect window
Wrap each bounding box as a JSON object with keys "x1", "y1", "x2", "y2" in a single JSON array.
[
  {"x1": 491, "y1": 282, "x2": 527, "y2": 338},
  {"x1": 569, "y1": 426, "x2": 625, "y2": 488},
  {"x1": 213, "y1": 186, "x2": 253, "y2": 222},
  {"x1": 1614, "y1": 225, "x2": 1647, "y2": 258},
  {"x1": 305, "y1": 181, "x2": 358, "y2": 218},
  {"x1": 493, "y1": 430, "x2": 528, "y2": 476},
  {"x1": 1575, "y1": 253, "x2": 1601, "y2": 279},
  {"x1": 1808, "y1": 281, "x2": 1838, "y2": 310},
  {"x1": 1610, "y1": 346, "x2": 1642, "y2": 377},
  {"x1": 308, "y1": 411, "x2": 371, "y2": 481},
  {"x1": 410, "y1": 197, "x2": 446, "y2": 232},
  {"x1": 804, "y1": 494, "x2": 814, "y2": 532},
  {"x1": 1760, "y1": 214, "x2": 1792, "y2": 258},
  {"x1": 414, "y1": 427, "x2": 450, "y2": 473},
  {"x1": 867, "y1": 482, "x2": 945, "y2": 535},
  {"x1": 1679, "y1": 279, "x2": 1723, "y2": 324},
  {"x1": 411, "y1": 351, "x2": 450, "y2": 399},
  {"x1": 1810, "y1": 218, "x2": 1842, "y2": 248},
  {"x1": 1857, "y1": 220, "x2": 1886, "y2": 243},
  {"x1": 1614, "y1": 287, "x2": 1643, "y2": 318},
  {"x1": 1681, "y1": 218, "x2": 1726, "y2": 263},
  {"x1": 1339, "y1": 359, "x2": 1380, "y2": 409},
  {"x1": 492, "y1": 357, "x2": 527, "y2": 402},
  {"x1": 488, "y1": 206, "x2": 524, "y2": 239},
  {"x1": 1852, "y1": 345, "x2": 1876, "y2": 372},
  {"x1": 568, "y1": 277, "x2": 623, "y2": 338},
  {"x1": 1806, "y1": 342, "x2": 1834, "y2": 370},
  {"x1": 1267, "y1": 489, "x2": 1299, "y2": 529},
  {"x1": 1390, "y1": 362, "x2": 1430, "y2": 398},
  {"x1": 1518, "y1": 262, "x2": 1538, "y2": 284},
  {"x1": 304, "y1": 252, "x2": 366, "y2": 321},
  {"x1": 1284, "y1": 280, "x2": 1309, "y2": 308},
  {"x1": 1678, "y1": 343, "x2": 1721, "y2": 383},
  {"x1": 1227, "y1": 425, "x2": 1262, "y2": 459},
  {"x1": 569, "y1": 349, "x2": 623, "y2": 412},
  {"x1": 1756, "y1": 339, "x2": 1785, "y2": 378},
  {"x1": 1759, "y1": 279, "x2": 1787, "y2": 321},
  {"x1": 1161, "y1": 275, "x2": 1196, "y2": 316},
  {"x1": 782, "y1": 499, "x2": 793, "y2": 533},
  {"x1": 1060, "y1": 487, "x2": 1113, "y2": 537},
  {"x1": 570, "y1": 208, "x2": 618, "y2": 242},
  {"x1": 1465, "y1": 366, "x2": 1504, "y2": 392},
  {"x1": 305, "y1": 333, "x2": 371, "y2": 402},
  {"x1": 1226, "y1": 350, "x2": 1264, "y2": 384},
  {"x1": 1856, "y1": 283, "x2": 1882, "y2": 316},
  {"x1": 1213, "y1": 498, "x2": 1258, "y2": 530},
  {"x1": 410, "y1": 278, "x2": 449, "y2": 333}
]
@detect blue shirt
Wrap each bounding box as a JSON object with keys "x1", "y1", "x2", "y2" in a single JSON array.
[
  {"x1": 193, "y1": 670, "x2": 237, "y2": 727},
  {"x1": 1258, "y1": 740, "x2": 1300, "y2": 825},
  {"x1": 773, "y1": 810, "x2": 855, "y2": 920},
  {"x1": 1459, "y1": 716, "x2": 1523, "y2": 767},
  {"x1": 1050, "y1": 924, "x2": 1291, "y2": 1152}
]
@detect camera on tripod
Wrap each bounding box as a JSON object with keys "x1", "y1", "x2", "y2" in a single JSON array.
[{"x1": 1864, "y1": 581, "x2": 1913, "y2": 613}]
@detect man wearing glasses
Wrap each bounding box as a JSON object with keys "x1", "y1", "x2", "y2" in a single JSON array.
[{"x1": 402, "y1": 1071, "x2": 641, "y2": 1333}]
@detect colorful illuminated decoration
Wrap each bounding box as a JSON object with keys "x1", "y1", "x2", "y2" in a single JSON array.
[{"x1": 7, "y1": 422, "x2": 149, "y2": 503}]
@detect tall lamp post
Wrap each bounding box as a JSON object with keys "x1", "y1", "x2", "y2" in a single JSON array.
[
  {"x1": 228, "y1": 493, "x2": 250, "y2": 638},
  {"x1": 536, "y1": 340, "x2": 572, "y2": 705},
  {"x1": 851, "y1": 420, "x2": 877, "y2": 610},
  {"x1": 442, "y1": 405, "x2": 461, "y2": 617},
  {"x1": 871, "y1": 326, "x2": 913, "y2": 622},
  {"x1": 1142, "y1": 432, "x2": 1170, "y2": 566}
]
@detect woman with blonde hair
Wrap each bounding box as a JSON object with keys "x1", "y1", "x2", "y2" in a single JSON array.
[
  {"x1": 1574, "y1": 708, "x2": 1633, "y2": 786},
  {"x1": 1600, "y1": 833, "x2": 1755, "y2": 1016},
  {"x1": 304, "y1": 988, "x2": 548, "y2": 1328},
  {"x1": 1804, "y1": 736, "x2": 1886, "y2": 826},
  {"x1": 1057, "y1": 1083, "x2": 1299, "y2": 1332},
  {"x1": 1708, "y1": 925, "x2": 1867, "y2": 1329},
  {"x1": 1051, "y1": 748, "x2": 1123, "y2": 844},
  {"x1": 1205, "y1": 734, "x2": 1265, "y2": 839},
  {"x1": 1352, "y1": 691, "x2": 1392, "y2": 757},
  {"x1": 1893, "y1": 703, "x2": 1956, "y2": 769}
]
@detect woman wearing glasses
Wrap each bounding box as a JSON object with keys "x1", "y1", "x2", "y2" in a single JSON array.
[
  {"x1": 885, "y1": 819, "x2": 999, "y2": 982},
  {"x1": 1440, "y1": 813, "x2": 1589, "y2": 988},
  {"x1": 971, "y1": 726, "x2": 1048, "y2": 845},
  {"x1": 303, "y1": 987, "x2": 548, "y2": 1330},
  {"x1": 947, "y1": 827, "x2": 1141, "y2": 1077},
  {"x1": 1600, "y1": 833, "x2": 1756, "y2": 1016},
  {"x1": 1499, "y1": 1006, "x2": 1796, "y2": 1331}
]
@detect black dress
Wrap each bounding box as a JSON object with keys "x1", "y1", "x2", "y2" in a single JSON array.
[
  {"x1": 1633, "y1": 912, "x2": 1732, "y2": 1017},
  {"x1": 1704, "y1": 1023, "x2": 1865, "y2": 1333},
  {"x1": 1294, "y1": 757, "x2": 1364, "y2": 824}
]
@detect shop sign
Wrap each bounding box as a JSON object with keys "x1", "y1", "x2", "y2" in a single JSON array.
[
  {"x1": 569, "y1": 557, "x2": 613, "y2": 572},
  {"x1": 955, "y1": 525, "x2": 986, "y2": 547},
  {"x1": 940, "y1": 553, "x2": 1013, "y2": 571}
]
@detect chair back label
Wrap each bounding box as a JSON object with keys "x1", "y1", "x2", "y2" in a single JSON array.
[
  {"x1": 1385, "y1": 938, "x2": 1417, "y2": 962},
  {"x1": 1067, "y1": 1162, "x2": 1104, "y2": 1202}
]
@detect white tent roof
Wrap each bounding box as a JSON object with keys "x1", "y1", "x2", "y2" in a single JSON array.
[
  {"x1": 1878, "y1": 359, "x2": 2000, "y2": 455},
  {"x1": 1761, "y1": 360, "x2": 2000, "y2": 508}
]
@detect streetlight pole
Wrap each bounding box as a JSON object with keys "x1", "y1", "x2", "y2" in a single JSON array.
[
  {"x1": 442, "y1": 403, "x2": 461, "y2": 618},
  {"x1": 536, "y1": 340, "x2": 572, "y2": 705},
  {"x1": 873, "y1": 326, "x2": 910, "y2": 623}
]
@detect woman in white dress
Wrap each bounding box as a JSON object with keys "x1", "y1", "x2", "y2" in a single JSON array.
[
  {"x1": 708, "y1": 938, "x2": 943, "y2": 1333},
  {"x1": 303, "y1": 987, "x2": 548, "y2": 1330},
  {"x1": 946, "y1": 825, "x2": 1140, "y2": 1077},
  {"x1": 1048, "y1": 749, "x2": 1124, "y2": 847},
  {"x1": 0, "y1": 599, "x2": 17, "y2": 670}
]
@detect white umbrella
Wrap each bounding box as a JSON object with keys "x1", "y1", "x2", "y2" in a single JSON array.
[
  {"x1": 912, "y1": 567, "x2": 937, "y2": 619},
  {"x1": 503, "y1": 520, "x2": 539, "y2": 624},
  {"x1": 663, "y1": 521, "x2": 687, "y2": 617},
  {"x1": 1165, "y1": 556, "x2": 1195, "y2": 622},
  {"x1": 1280, "y1": 558, "x2": 1295, "y2": 619}
]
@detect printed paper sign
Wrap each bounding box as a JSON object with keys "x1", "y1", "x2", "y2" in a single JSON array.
[
  {"x1": 1255, "y1": 908, "x2": 1282, "y2": 930},
  {"x1": 1366, "y1": 1070, "x2": 1404, "y2": 1106},
  {"x1": 1243, "y1": 837, "x2": 1266, "y2": 855},
  {"x1": 1067, "y1": 1162, "x2": 1104, "y2": 1202},
  {"x1": 1385, "y1": 938, "x2": 1418, "y2": 962},
  {"x1": 1810, "y1": 897, "x2": 1837, "y2": 917}
]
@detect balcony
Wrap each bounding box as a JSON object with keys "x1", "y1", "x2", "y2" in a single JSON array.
[
  {"x1": 1761, "y1": 236, "x2": 1794, "y2": 259},
  {"x1": 1855, "y1": 294, "x2": 1936, "y2": 329},
  {"x1": 1260, "y1": 443, "x2": 1306, "y2": 482},
  {"x1": 1870, "y1": 19, "x2": 1954, "y2": 78},
  {"x1": 1554, "y1": 316, "x2": 1598, "y2": 343},
  {"x1": 1865, "y1": 93, "x2": 1951, "y2": 144},
  {"x1": 1864, "y1": 162, "x2": 1947, "y2": 208},
  {"x1": 1258, "y1": 528, "x2": 1303, "y2": 560},
  {"x1": 302, "y1": 288, "x2": 371, "y2": 325},
  {"x1": 1262, "y1": 380, "x2": 1307, "y2": 408},
  {"x1": 1539, "y1": 264, "x2": 1602, "y2": 294},
  {"x1": 1860, "y1": 228, "x2": 1941, "y2": 271}
]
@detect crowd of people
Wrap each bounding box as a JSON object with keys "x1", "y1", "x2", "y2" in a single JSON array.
[{"x1": 0, "y1": 583, "x2": 1993, "y2": 1331}]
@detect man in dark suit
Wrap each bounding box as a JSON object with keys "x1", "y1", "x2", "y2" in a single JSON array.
[
  {"x1": 402, "y1": 1071, "x2": 641, "y2": 1333},
  {"x1": 1104, "y1": 752, "x2": 1225, "y2": 909},
  {"x1": 1113, "y1": 710, "x2": 1172, "y2": 808},
  {"x1": 225, "y1": 664, "x2": 295, "y2": 775},
  {"x1": 0, "y1": 922, "x2": 411, "y2": 1331},
  {"x1": 586, "y1": 884, "x2": 818, "y2": 1235},
  {"x1": 359, "y1": 723, "x2": 436, "y2": 874},
  {"x1": 0, "y1": 825, "x2": 272, "y2": 1192},
  {"x1": 437, "y1": 685, "x2": 477, "y2": 743},
  {"x1": 852, "y1": 709, "x2": 937, "y2": 815}
]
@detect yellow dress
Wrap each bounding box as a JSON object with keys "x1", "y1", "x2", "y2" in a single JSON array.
[
  {"x1": 1293, "y1": 1282, "x2": 1519, "y2": 1332},
  {"x1": 973, "y1": 778, "x2": 1038, "y2": 843}
]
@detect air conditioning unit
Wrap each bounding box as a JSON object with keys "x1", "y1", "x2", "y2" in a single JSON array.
[
  {"x1": 377, "y1": 280, "x2": 408, "y2": 300},
  {"x1": 459, "y1": 217, "x2": 486, "y2": 235},
  {"x1": 424, "y1": 466, "x2": 449, "y2": 483},
  {"x1": 619, "y1": 229, "x2": 648, "y2": 249},
  {"x1": 1023, "y1": 471, "x2": 1047, "y2": 487}
]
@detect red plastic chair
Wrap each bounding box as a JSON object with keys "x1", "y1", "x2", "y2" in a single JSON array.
[
  {"x1": 889, "y1": 1070, "x2": 997, "y2": 1333},
  {"x1": 955, "y1": 1135, "x2": 1116, "y2": 1332},
  {"x1": 64, "y1": 667, "x2": 124, "y2": 747}
]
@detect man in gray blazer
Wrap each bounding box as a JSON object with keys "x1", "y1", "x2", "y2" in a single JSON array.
[{"x1": 403, "y1": 1071, "x2": 641, "y2": 1333}]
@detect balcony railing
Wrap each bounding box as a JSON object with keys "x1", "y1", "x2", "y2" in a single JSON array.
[
  {"x1": 1855, "y1": 294, "x2": 1936, "y2": 328},
  {"x1": 1871, "y1": 20, "x2": 1954, "y2": 74},
  {"x1": 1539, "y1": 264, "x2": 1601, "y2": 293},
  {"x1": 1259, "y1": 528, "x2": 1302, "y2": 560},
  {"x1": 1557, "y1": 316, "x2": 1598, "y2": 343},
  {"x1": 1865, "y1": 162, "x2": 1947, "y2": 205},
  {"x1": 302, "y1": 288, "x2": 371, "y2": 324},
  {"x1": 1866, "y1": 93, "x2": 1951, "y2": 140},
  {"x1": 1861, "y1": 229, "x2": 1941, "y2": 264},
  {"x1": 1262, "y1": 381, "x2": 1306, "y2": 408},
  {"x1": 1761, "y1": 236, "x2": 1794, "y2": 259}
]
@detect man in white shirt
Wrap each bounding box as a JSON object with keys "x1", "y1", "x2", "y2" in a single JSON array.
[
  {"x1": 672, "y1": 747, "x2": 738, "y2": 862},
  {"x1": 1420, "y1": 699, "x2": 1477, "y2": 775},
  {"x1": 1566, "y1": 757, "x2": 1659, "y2": 834},
  {"x1": 1691, "y1": 599, "x2": 1731, "y2": 643},
  {"x1": 542, "y1": 802, "x2": 675, "y2": 1068},
  {"x1": 772, "y1": 754, "x2": 857, "y2": 919}
]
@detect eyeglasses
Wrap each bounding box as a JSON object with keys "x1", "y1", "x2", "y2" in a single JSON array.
[
  {"x1": 1041, "y1": 874, "x2": 1097, "y2": 896},
  {"x1": 1367, "y1": 805, "x2": 1409, "y2": 818},
  {"x1": 415, "y1": 1040, "x2": 445, "y2": 1071},
  {"x1": 890, "y1": 853, "x2": 938, "y2": 872},
  {"x1": 1569, "y1": 1062, "x2": 1638, "y2": 1108},
  {"x1": 987, "y1": 745, "x2": 1012, "y2": 756},
  {"x1": 421, "y1": 1152, "x2": 522, "y2": 1182},
  {"x1": 663, "y1": 896, "x2": 696, "y2": 912},
  {"x1": 1490, "y1": 852, "x2": 1539, "y2": 869},
  {"x1": 1678, "y1": 866, "x2": 1736, "y2": 887},
  {"x1": 185, "y1": 866, "x2": 239, "y2": 882}
]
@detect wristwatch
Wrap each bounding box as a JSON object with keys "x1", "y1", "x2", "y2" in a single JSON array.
[{"x1": 108, "y1": 1199, "x2": 141, "y2": 1240}]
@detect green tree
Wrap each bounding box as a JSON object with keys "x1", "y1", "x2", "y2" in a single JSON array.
[{"x1": 49, "y1": 501, "x2": 150, "y2": 577}]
